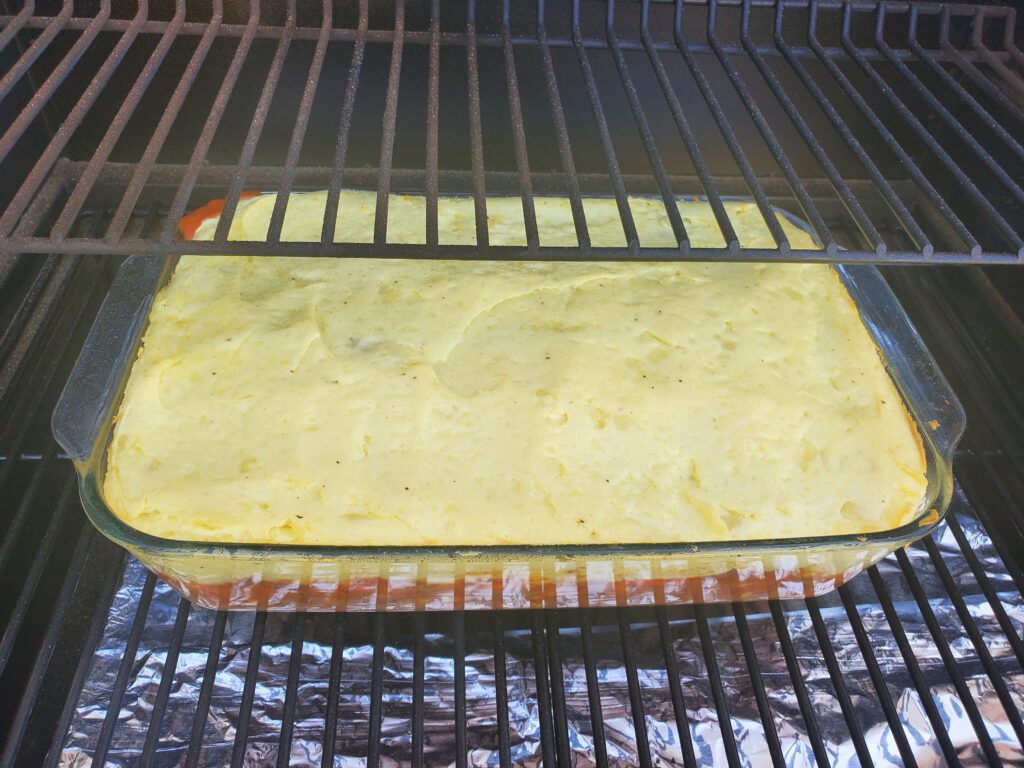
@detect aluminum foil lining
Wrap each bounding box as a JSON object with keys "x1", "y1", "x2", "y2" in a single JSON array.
[{"x1": 60, "y1": 489, "x2": 1024, "y2": 767}]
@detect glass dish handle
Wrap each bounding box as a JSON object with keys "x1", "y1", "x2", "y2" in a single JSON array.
[{"x1": 52, "y1": 256, "x2": 168, "y2": 465}]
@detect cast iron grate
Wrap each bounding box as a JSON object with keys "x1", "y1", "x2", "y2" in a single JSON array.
[
  {"x1": 0, "y1": 207, "x2": 1022, "y2": 765},
  {"x1": 0, "y1": 0, "x2": 1023, "y2": 261}
]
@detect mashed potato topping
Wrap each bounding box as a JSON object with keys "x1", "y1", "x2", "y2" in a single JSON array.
[{"x1": 103, "y1": 191, "x2": 926, "y2": 545}]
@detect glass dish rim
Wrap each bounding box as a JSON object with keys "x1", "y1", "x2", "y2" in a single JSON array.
[
  {"x1": 74, "y1": 468, "x2": 951, "y2": 562},
  {"x1": 55, "y1": 194, "x2": 966, "y2": 564}
]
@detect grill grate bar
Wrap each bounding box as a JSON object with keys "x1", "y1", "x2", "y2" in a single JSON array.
[
  {"x1": 277, "y1": 614, "x2": 307, "y2": 768},
  {"x1": 535, "y1": 1, "x2": 590, "y2": 252},
  {"x1": 805, "y1": 5, "x2": 980, "y2": 256},
  {"x1": 465, "y1": 0, "x2": 490, "y2": 253},
  {"x1": 160, "y1": 0, "x2": 260, "y2": 242},
  {"x1": 140, "y1": 598, "x2": 192, "y2": 764},
  {"x1": 0, "y1": 453, "x2": 57, "y2": 589},
  {"x1": 579, "y1": 610, "x2": 612, "y2": 768},
  {"x1": 893, "y1": 547, "x2": 1006, "y2": 765},
  {"x1": 372, "y1": 0, "x2": 406, "y2": 249},
  {"x1": 105, "y1": 2, "x2": 225, "y2": 243},
  {"x1": 607, "y1": 0, "x2": 689, "y2": 251},
  {"x1": 12, "y1": 237, "x2": 1024, "y2": 262},
  {"x1": 731, "y1": 603, "x2": 787, "y2": 765},
  {"x1": 500, "y1": 0, "x2": 539, "y2": 253},
  {"x1": 875, "y1": 8, "x2": 1024, "y2": 208},
  {"x1": 774, "y1": 3, "x2": 931, "y2": 254},
  {"x1": 90, "y1": 574, "x2": 158, "y2": 767},
  {"x1": 0, "y1": 257, "x2": 58, "y2": 375},
  {"x1": 1, "y1": 216, "x2": 119, "y2": 401},
  {"x1": 529, "y1": 613, "x2": 559, "y2": 768},
  {"x1": 672, "y1": 1, "x2": 790, "y2": 252},
  {"x1": 927, "y1": 273, "x2": 1024, "y2": 456},
  {"x1": 908, "y1": 9, "x2": 1024, "y2": 164},
  {"x1": 742, "y1": 2, "x2": 883, "y2": 253},
  {"x1": 0, "y1": 256, "x2": 107, "y2": 577},
  {"x1": 640, "y1": 0, "x2": 737, "y2": 250},
  {"x1": 837, "y1": 585, "x2": 920, "y2": 768},
  {"x1": 940, "y1": 9, "x2": 1024, "y2": 123},
  {"x1": 0, "y1": 0, "x2": 34, "y2": 57},
  {"x1": 571, "y1": 0, "x2": 641, "y2": 252},
  {"x1": 805, "y1": 597, "x2": 873, "y2": 764},
  {"x1": 4, "y1": 7, "x2": 1019, "y2": 61},
  {"x1": 321, "y1": 615, "x2": 346, "y2": 768},
  {"x1": 766, "y1": 600, "x2": 833, "y2": 764},
  {"x1": 694, "y1": 605, "x2": 744, "y2": 764},
  {"x1": 267, "y1": 1, "x2": 334, "y2": 243},
  {"x1": 840, "y1": 7, "x2": 1023, "y2": 255},
  {"x1": 617, "y1": 612, "x2": 654, "y2": 768},
  {"x1": 410, "y1": 608, "x2": 425, "y2": 768},
  {"x1": 49, "y1": 2, "x2": 187, "y2": 243},
  {"x1": 544, "y1": 611, "x2": 573, "y2": 768},
  {"x1": 4, "y1": 213, "x2": 142, "y2": 765},
  {"x1": 366, "y1": 612, "x2": 387, "y2": 768},
  {"x1": 425, "y1": 0, "x2": 440, "y2": 249},
  {"x1": 214, "y1": 1, "x2": 297, "y2": 244},
  {"x1": 654, "y1": 608, "x2": 698, "y2": 768},
  {"x1": 0, "y1": 259, "x2": 18, "y2": 296},
  {"x1": 956, "y1": 455, "x2": 1024, "y2": 594},
  {"x1": 945, "y1": 512, "x2": 1024, "y2": 668},
  {"x1": 491, "y1": 615, "x2": 513, "y2": 768},
  {"x1": 453, "y1": 612, "x2": 469, "y2": 768},
  {"x1": 0, "y1": 5, "x2": 146, "y2": 239},
  {"x1": 0, "y1": 0, "x2": 77, "y2": 107},
  {"x1": 1004, "y1": 10, "x2": 1024, "y2": 66},
  {"x1": 706, "y1": 0, "x2": 835, "y2": 253},
  {"x1": 920, "y1": 538, "x2": 1024, "y2": 745},
  {"x1": 0, "y1": 7, "x2": 1019, "y2": 52},
  {"x1": 866, "y1": 565, "x2": 961, "y2": 763},
  {"x1": 230, "y1": 611, "x2": 268, "y2": 768},
  {"x1": 321, "y1": 0, "x2": 368, "y2": 246},
  {"x1": 185, "y1": 609, "x2": 228, "y2": 768},
  {"x1": 889, "y1": 268, "x2": 1024, "y2": 523},
  {"x1": 970, "y1": 14, "x2": 1024, "y2": 100}
]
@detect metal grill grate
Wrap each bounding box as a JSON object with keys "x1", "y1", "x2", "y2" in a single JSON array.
[
  {"x1": 1, "y1": 1, "x2": 1024, "y2": 765},
  {"x1": 0, "y1": 221, "x2": 1022, "y2": 765},
  {"x1": 0, "y1": 0, "x2": 1023, "y2": 261}
]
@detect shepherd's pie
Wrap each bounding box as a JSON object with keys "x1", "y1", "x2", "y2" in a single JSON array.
[{"x1": 103, "y1": 191, "x2": 927, "y2": 545}]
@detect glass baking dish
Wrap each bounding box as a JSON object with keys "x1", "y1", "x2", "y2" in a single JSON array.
[{"x1": 53, "y1": 198, "x2": 964, "y2": 612}]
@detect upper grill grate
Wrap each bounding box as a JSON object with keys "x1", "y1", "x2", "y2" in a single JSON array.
[{"x1": 0, "y1": 0, "x2": 1022, "y2": 262}]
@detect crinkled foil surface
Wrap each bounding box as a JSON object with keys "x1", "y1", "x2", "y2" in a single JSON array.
[{"x1": 60, "y1": 493, "x2": 1024, "y2": 767}]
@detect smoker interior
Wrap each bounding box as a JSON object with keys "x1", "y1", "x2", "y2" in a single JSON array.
[{"x1": 1, "y1": 0, "x2": 1023, "y2": 765}]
